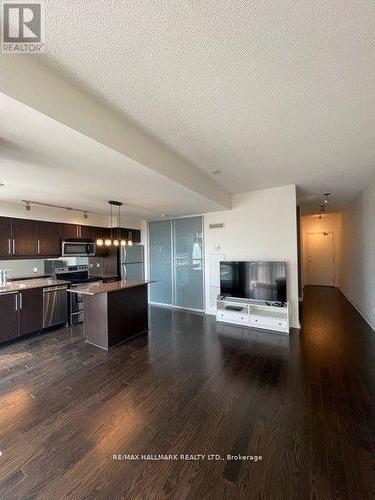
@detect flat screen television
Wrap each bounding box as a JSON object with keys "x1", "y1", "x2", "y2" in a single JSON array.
[{"x1": 220, "y1": 261, "x2": 287, "y2": 302}]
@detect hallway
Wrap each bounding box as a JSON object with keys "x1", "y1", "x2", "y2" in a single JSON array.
[{"x1": 298, "y1": 286, "x2": 375, "y2": 499}]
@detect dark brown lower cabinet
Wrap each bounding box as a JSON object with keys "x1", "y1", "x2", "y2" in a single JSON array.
[
  {"x1": 18, "y1": 288, "x2": 43, "y2": 337},
  {"x1": 0, "y1": 293, "x2": 19, "y2": 343}
]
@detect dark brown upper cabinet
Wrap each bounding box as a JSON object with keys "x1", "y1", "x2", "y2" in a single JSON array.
[
  {"x1": 0, "y1": 217, "x2": 12, "y2": 258},
  {"x1": 93, "y1": 227, "x2": 111, "y2": 241},
  {"x1": 79, "y1": 225, "x2": 94, "y2": 240},
  {"x1": 12, "y1": 219, "x2": 38, "y2": 257},
  {"x1": 62, "y1": 224, "x2": 94, "y2": 239},
  {"x1": 61, "y1": 224, "x2": 80, "y2": 239},
  {"x1": 112, "y1": 228, "x2": 141, "y2": 244},
  {"x1": 0, "y1": 217, "x2": 142, "y2": 260},
  {"x1": 36, "y1": 221, "x2": 61, "y2": 257},
  {"x1": 130, "y1": 229, "x2": 141, "y2": 243}
]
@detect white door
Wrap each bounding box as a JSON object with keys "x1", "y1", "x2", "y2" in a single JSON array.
[{"x1": 307, "y1": 232, "x2": 335, "y2": 286}]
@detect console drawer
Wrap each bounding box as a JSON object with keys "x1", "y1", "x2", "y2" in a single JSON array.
[{"x1": 217, "y1": 311, "x2": 249, "y2": 324}]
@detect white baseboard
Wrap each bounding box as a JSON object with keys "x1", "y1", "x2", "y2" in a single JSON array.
[{"x1": 339, "y1": 288, "x2": 375, "y2": 332}]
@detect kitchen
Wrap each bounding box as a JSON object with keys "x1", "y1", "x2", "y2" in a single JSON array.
[{"x1": 0, "y1": 203, "x2": 147, "y2": 347}]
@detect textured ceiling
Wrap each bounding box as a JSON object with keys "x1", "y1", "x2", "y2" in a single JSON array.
[
  {"x1": 8, "y1": 1, "x2": 375, "y2": 213},
  {"x1": 0, "y1": 93, "x2": 225, "y2": 219}
]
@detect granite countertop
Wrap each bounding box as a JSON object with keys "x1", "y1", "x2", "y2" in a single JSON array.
[
  {"x1": 67, "y1": 280, "x2": 154, "y2": 296},
  {"x1": 0, "y1": 278, "x2": 70, "y2": 294},
  {"x1": 8, "y1": 273, "x2": 51, "y2": 281}
]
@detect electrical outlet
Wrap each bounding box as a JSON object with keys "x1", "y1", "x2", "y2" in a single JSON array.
[{"x1": 33, "y1": 267, "x2": 38, "y2": 273}]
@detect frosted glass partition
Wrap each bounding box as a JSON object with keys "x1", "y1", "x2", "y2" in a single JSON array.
[
  {"x1": 148, "y1": 216, "x2": 204, "y2": 311},
  {"x1": 149, "y1": 220, "x2": 172, "y2": 305},
  {"x1": 173, "y1": 217, "x2": 204, "y2": 310}
]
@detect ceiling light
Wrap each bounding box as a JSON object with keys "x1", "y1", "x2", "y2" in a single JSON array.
[
  {"x1": 21, "y1": 200, "x2": 89, "y2": 217},
  {"x1": 99, "y1": 200, "x2": 126, "y2": 247}
]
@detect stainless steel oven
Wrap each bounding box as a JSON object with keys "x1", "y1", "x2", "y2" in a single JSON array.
[
  {"x1": 54, "y1": 265, "x2": 103, "y2": 326},
  {"x1": 61, "y1": 239, "x2": 96, "y2": 257}
]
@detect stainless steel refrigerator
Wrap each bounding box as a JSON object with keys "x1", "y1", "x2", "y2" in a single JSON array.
[{"x1": 120, "y1": 245, "x2": 144, "y2": 280}]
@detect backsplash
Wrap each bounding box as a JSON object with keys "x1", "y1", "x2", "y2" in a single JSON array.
[{"x1": 0, "y1": 257, "x2": 89, "y2": 279}]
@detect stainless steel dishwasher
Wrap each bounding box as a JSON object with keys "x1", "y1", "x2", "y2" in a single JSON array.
[{"x1": 43, "y1": 285, "x2": 68, "y2": 328}]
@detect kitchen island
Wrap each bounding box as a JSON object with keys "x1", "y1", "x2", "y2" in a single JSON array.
[{"x1": 68, "y1": 280, "x2": 154, "y2": 349}]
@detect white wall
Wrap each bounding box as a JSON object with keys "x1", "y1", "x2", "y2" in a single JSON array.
[
  {"x1": 301, "y1": 213, "x2": 341, "y2": 287},
  {"x1": 340, "y1": 178, "x2": 375, "y2": 331},
  {"x1": 204, "y1": 185, "x2": 300, "y2": 328}
]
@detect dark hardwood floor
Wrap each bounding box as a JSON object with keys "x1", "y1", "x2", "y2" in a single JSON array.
[{"x1": 0, "y1": 286, "x2": 374, "y2": 499}]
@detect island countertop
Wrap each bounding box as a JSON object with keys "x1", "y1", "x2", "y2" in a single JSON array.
[{"x1": 67, "y1": 280, "x2": 154, "y2": 296}]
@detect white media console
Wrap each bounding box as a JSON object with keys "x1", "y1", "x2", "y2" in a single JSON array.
[{"x1": 216, "y1": 296, "x2": 290, "y2": 334}]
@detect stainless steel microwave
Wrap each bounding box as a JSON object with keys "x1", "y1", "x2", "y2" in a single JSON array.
[{"x1": 61, "y1": 239, "x2": 96, "y2": 257}]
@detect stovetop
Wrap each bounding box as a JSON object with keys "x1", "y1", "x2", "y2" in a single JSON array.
[
  {"x1": 54, "y1": 265, "x2": 102, "y2": 285},
  {"x1": 68, "y1": 276, "x2": 102, "y2": 285}
]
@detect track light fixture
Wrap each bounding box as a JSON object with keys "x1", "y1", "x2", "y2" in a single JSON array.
[
  {"x1": 22, "y1": 200, "x2": 89, "y2": 218},
  {"x1": 318, "y1": 192, "x2": 331, "y2": 218}
]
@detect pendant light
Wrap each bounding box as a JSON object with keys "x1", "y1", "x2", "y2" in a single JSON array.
[
  {"x1": 96, "y1": 201, "x2": 126, "y2": 247},
  {"x1": 117, "y1": 203, "x2": 127, "y2": 246},
  {"x1": 128, "y1": 230, "x2": 133, "y2": 246},
  {"x1": 104, "y1": 202, "x2": 114, "y2": 246}
]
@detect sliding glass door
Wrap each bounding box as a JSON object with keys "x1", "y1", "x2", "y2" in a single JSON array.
[
  {"x1": 149, "y1": 220, "x2": 173, "y2": 305},
  {"x1": 149, "y1": 216, "x2": 204, "y2": 311}
]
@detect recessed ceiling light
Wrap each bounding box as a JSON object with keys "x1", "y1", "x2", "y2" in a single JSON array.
[
  {"x1": 160, "y1": 214, "x2": 166, "y2": 218},
  {"x1": 212, "y1": 170, "x2": 222, "y2": 175}
]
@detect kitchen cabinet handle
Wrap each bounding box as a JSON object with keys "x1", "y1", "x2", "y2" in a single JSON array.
[
  {"x1": 15, "y1": 294, "x2": 18, "y2": 311},
  {"x1": 19, "y1": 293, "x2": 22, "y2": 310},
  {"x1": 8, "y1": 239, "x2": 11, "y2": 255},
  {"x1": 12, "y1": 239, "x2": 15, "y2": 255},
  {"x1": 37, "y1": 239, "x2": 40, "y2": 254}
]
